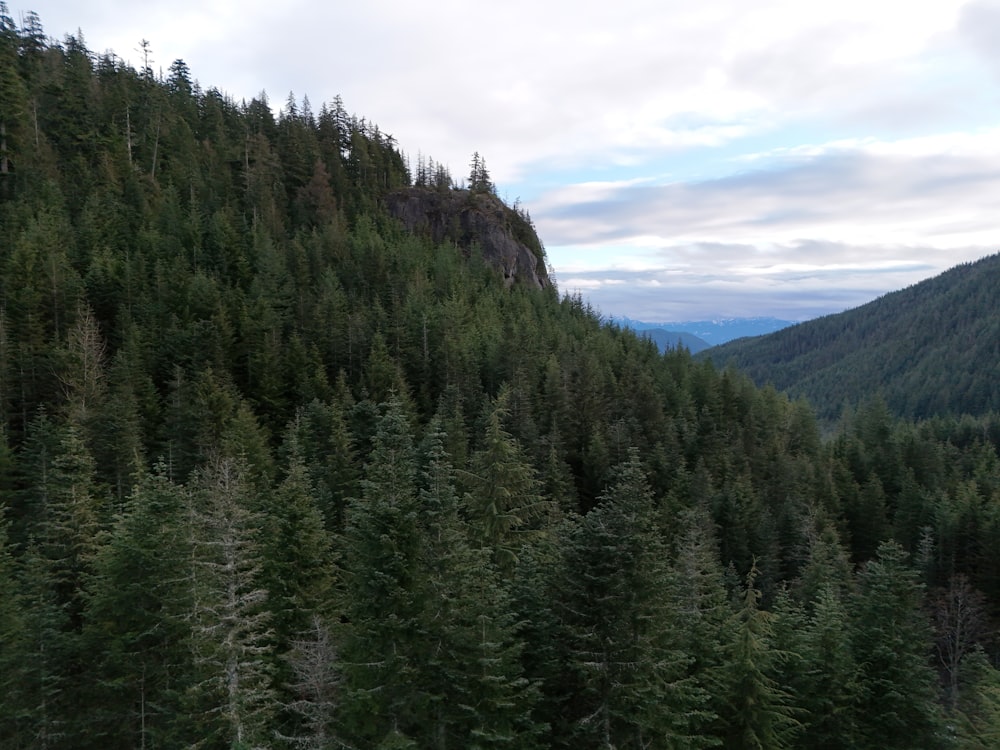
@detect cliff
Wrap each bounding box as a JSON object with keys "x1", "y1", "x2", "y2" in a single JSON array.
[{"x1": 385, "y1": 187, "x2": 551, "y2": 290}]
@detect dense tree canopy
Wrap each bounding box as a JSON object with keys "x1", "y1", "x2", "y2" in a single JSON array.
[{"x1": 1, "y1": 10, "x2": 1000, "y2": 748}]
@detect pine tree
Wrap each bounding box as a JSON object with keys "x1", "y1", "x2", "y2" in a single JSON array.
[
  {"x1": 664, "y1": 506, "x2": 730, "y2": 744},
  {"x1": 339, "y1": 396, "x2": 425, "y2": 746},
  {"x1": 184, "y1": 455, "x2": 276, "y2": 749},
  {"x1": 556, "y1": 450, "x2": 697, "y2": 749},
  {"x1": 415, "y1": 420, "x2": 541, "y2": 748},
  {"x1": 852, "y1": 541, "x2": 944, "y2": 749},
  {"x1": 261, "y1": 429, "x2": 336, "y2": 744},
  {"x1": 779, "y1": 583, "x2": 861, "y2": 749},
  {"x1": 15, "y1": 541, "x2": 75, "y2": 748},
  {"x1": 0, "y1": 501, "x2": 28, "y2": 747},
  {"x1": 464, "y1": 385, "x2": 552, "y2": 570},
  {"x1": 81, "y1": 466, "x2": 192, "y2": 749},
  {"x1": 719, "y1": 563, "x2": 800, "y2": 750},
  {"x1": 468, "y1": 151, "x2": 493, "y2": 194}
]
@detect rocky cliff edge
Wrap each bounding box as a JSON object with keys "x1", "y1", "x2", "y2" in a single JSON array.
[{"x1": 385, "y1": 187, "x2": 551, "y2": 290}]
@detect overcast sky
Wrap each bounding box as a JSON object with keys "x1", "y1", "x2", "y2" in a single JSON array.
[{"x1": 22, "y1": 0, "x2": 1000, "y2": 322}]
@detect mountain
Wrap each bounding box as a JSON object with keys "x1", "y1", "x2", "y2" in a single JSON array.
[
  {"x1": 3, "y1": 12, "x2": 1000, "y2": 749},
  {"x1": 702, "y1": 253, "x2": 1000, "y2": 421},
  {"x1": 612, "y1": 316, "x2": 797, "y2": 345},
  {"x1": 637, "y1": 328, "x2": 712, "y2": 353}
]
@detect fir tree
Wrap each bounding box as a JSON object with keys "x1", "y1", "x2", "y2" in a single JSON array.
[
  {"x1": 852, "y1": 541, "x2": 944, "y2": 749},
  {"x1": 719, "y1": 563, "x2": 800, "y2": 750},
  {"x1": 339, "y1": 396, "x2": 425, "y2": 746},
  {"x1": 81, "y1": 466, "x2": 191, "y2": 748},
  {"x1": 184, "y1": 455, "x2": 276, "y2": 749}
]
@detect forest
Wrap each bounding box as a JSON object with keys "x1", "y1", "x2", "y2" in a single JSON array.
[
  {"x1": 703, "y1": 253, "x2": 1000, "y2": 423},
  {"x1": 3, "y1": 8, "x2": 1000, "y2": 749}
]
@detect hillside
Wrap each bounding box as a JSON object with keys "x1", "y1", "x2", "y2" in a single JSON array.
[
  {"x1": 4, "y1": 11, "x2": 1000, "y2": 749},
  {"x1": 703, "y1": 253, "x2": 1000, "y2": 421}
]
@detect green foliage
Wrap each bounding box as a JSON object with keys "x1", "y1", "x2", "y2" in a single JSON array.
[
  {"x1": 1, "y1": 12, "x2": 998, "y2": 748},
  {"x1": 719, "y1": 564, "x2": 800, "y2": 750},
  {"x1": 852, "y1": 541, "x2": 945, "y2": 749},
  {"x1": 703, "y1": 253, "x2": 1000, "y2": 422},
  {"x1": 81, "y1": 466, "x2": 191, "y2": 748}
]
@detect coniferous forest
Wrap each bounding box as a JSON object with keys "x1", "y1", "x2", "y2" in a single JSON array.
[
  {"x1": 703, "y1": 253, "x2": 1000, "y2": 423},
  {"x1": 4, "y1": 10, "x2": 1000, "y2": 749}
]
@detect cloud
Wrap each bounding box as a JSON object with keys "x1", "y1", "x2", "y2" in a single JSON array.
[
  {"x1": 552, "y1": 242, "x2": 989, "y2": 321},
  {"x1": 958, "y1": 0, "x2": 1000, "y2": 77},
  {"x1": 535, "y1": 139, "x2": 1000, "y2": 250}
]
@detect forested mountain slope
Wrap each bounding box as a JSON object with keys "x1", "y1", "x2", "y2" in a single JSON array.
[
  {"x1": 703, "y1": 253, "x2": 1000, "y2": 421},
  {"x1": 4, "y1": 10, "x2": 1000, "y2": 749}
]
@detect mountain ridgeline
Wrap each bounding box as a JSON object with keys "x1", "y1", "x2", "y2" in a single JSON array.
[
  {"x1": 703, "y1": 253, "x2": 1000, "y2": 422},
  {"x1": 5, "y1": 10, "x2": 1000, "y2": 749}
]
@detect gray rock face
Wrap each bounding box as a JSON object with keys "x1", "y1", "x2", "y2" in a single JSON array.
[{"x1": 385, "y1": 188, "x2": 551, "y2": 290}]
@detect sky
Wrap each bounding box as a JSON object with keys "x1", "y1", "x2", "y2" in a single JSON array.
[{"x1": 21, "y1": 0, "x2": 1000, "y2": 322}]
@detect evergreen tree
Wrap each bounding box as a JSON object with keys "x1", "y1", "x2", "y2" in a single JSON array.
[
  {"x1": 664, "y1": 506, "x2": 730, "y2": 743},
  {"x1": 338, "y1": 396, "x2": 425, "y2": 746},
  {"x1": 719, "y1": 563, "x2": 800, "y2": 750},
  {"x1": 0, "y1": 502, "x2": 28, "y2": 747},
  {"x1": 14, "y1": 541, "x2": 75, "y2": 748},
  {"x1": 81, "y1": 466, "x2": 192, "y2": 749},
  {"x1": 416, "y1": 420, "x2": 541, "y2": 748},
  {"x1": 852, "y1": 541, "x2": 944, "y2": 749},
  {"x1": 780, "y1": 583, "x2": 861, "y2": 749},
  {"x1": 468, "y1": 151, "x2": 493, "y2": 194},
  {"x1": 464, "y1": 385, "x2": 551, "y2": 570},
  {"x1": 184, "y1": 455, "x2": 276, "y2": 749},
  {"x1": 556, "y1": 450, "x2": 698, "y2": 749}
]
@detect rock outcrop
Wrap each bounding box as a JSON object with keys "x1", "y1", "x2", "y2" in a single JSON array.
[{"x1": 385, "y1": 187, "x2": 551, "y2": 290}]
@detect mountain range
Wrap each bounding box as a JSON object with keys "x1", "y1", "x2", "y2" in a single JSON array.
[{"x1": 610, "y1": 316, "x2": 797, "y2": 350}]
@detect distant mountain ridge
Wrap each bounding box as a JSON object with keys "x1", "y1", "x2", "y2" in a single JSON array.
[
  {"x1": 702, "y1": 253, "x2": 1000, "y2": 421},
  {"x1": 611, "y1": 316, "x2": 797, "y2": 347},
  {"x1": 637, "y1": 329, "x2": 712, "y2": 354}
]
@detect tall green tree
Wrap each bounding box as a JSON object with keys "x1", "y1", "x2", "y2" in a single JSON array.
[
  {"x1": 780, "y1": 583, "x2": 861, "y2": 750},
  {"x1": 415, "y1": 420, "x2": 541, "y2": 748},
  {"x1": 719, "y1": 564, "x2": 800, "y2": 750},
  {"x1": 555, "y1": 451, "x2": 699, "y2": 749},
  {"x1": 338, "y1": 396, "x2": 425, "y2": 747},
  {"x1": 81, "y1": 466, "x2": 191, "y2": 749},
  {"x1": 852, "y1": 541, "x2": 944, "y2": 749},
  {"x1": 464, "y1": 385, "x2": 552, "y2": 570},
  {"x1": 0, "y1": 502, "x2": 28, "y2": 747}
]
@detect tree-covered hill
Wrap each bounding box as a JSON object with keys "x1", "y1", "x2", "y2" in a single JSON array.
[
  {"x1": 702, "y1": 253, "x2": 1000, "y2": 422},
  {"x1": 5, "y1": 9, "x2": 1000, "y2": 749}
]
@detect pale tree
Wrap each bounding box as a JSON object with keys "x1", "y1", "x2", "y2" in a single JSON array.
[
  {"x1": 281, "y1": 614, "x2": 341, "y2": 750},
  {"x1": 57, "y1": 302, "x2": 107, "y2": 431},
  {"x1": 184, "y1": 455, "x2": 276, "y2": 749},
  {"x1": 933, "y1": 573, "x2": 990, "y2": 710}
]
